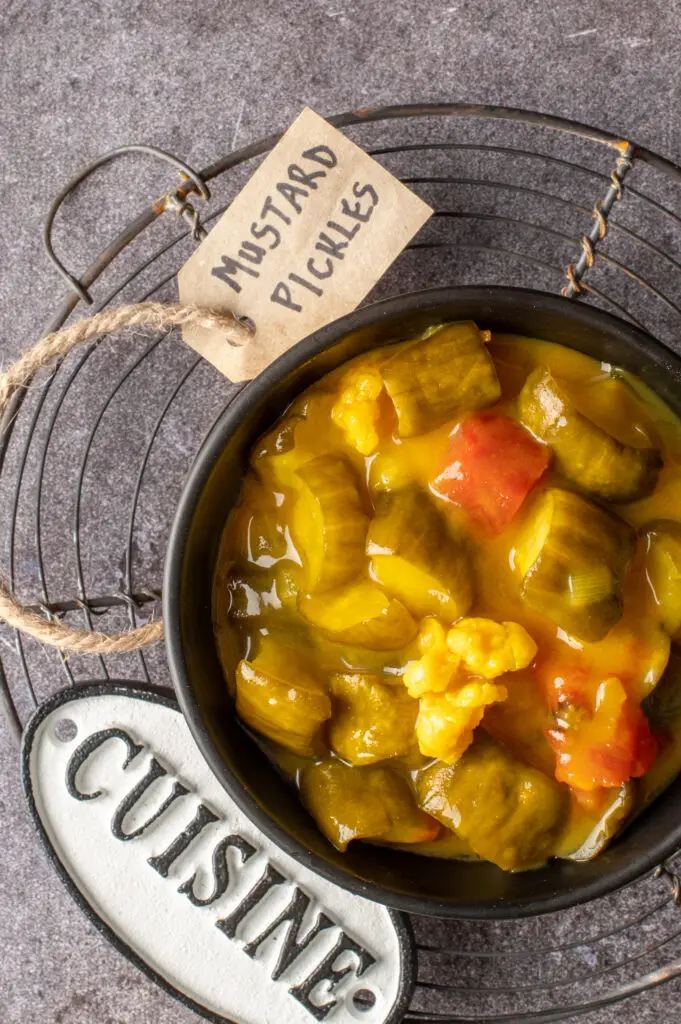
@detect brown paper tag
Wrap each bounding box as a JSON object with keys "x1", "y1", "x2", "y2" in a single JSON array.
[{"x1": 177, "y1": 108, "x2": 433, "y2": 381}]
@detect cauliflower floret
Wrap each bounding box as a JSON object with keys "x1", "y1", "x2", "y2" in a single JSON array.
[
  {"x1": 403, "y1": 618, "x2": 462, "y2": 698},
  {"x1": 416, "y1": 681, "x2": 508, "y2": 763},
  {"x1": 446, "y1": 618, "x2": 537, "y2": 679},
  {"x1": 331, "y1": 367, "x2": 384, "y2": 456}
]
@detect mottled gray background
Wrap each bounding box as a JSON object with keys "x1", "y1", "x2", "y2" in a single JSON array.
[{"x1": 3, "y1": 0, "x2": 681, "y2": 1021}]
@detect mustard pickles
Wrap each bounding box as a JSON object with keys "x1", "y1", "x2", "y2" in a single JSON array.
[{"x1": 214, "y1": 323, "x2": 681, "y2": 871}]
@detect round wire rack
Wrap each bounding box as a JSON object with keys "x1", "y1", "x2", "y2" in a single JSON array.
[{"x1": 4, "y1": 103, "x2": 681, "y2": 1023}]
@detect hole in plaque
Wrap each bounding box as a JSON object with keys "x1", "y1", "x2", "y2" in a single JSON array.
[
  {"x1": 54, "y1": 718, "x2": 78, "y2": 742},
  {"x1": 352, "y1": 989, "x2": 377, "y2": 1012}
]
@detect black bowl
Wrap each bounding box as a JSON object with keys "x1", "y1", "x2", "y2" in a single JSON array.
[{"x1": 164, "y1": 286, "x2": 681, "y2": 918}]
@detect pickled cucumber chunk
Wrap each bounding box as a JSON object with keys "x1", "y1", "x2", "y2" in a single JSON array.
[
  {"x1": 416, "y1": 736, "x2": 566, "y2": 870},
  {"x1": 225, "y1": 563, "x2": 307, "y2": 632},
  {"x1": 640, "y1": 647, "x2": 681, "y2": 807},
  {"x1": 235, "y1": 640, "x2": 331, "y2": 756},
  {"x1": 367, "y1": 488, "x2": 472, "y2": 622},
  {"x1": 329, "y1": 672, "x2": 418, "y2": 764},
  {"x1": 230, "y1": 473, "x2": 288, "y2": 564},
  {"x1": 643, "y1": 645, "x2": 681, "y2": 730},
  {"x1": 299, "y1": 580, "x2": 417, "y2": 650},
  {"x1": 515, "y1": 487, "x2": 635, "y2": 642},
  {"x1": 380, "y1": 322, "x2": 501, "y2": 437},
  {"x1": 254, "y1": 390, "x2": 333, "y2": 459},
  {"x1": 645, "y1": 520, "x2": 681, "y2": 639},
  {"x1": 563, "y1": 784, "x2": 634, "y2": 862},
  {"x1": 226, "y1": 570, "x2": 278, "y2": 624},
  {"x1": 301, "y1": 761, "x2": 439, "y2": 850},
  {"x1": 292, "y1": 455, "x2": 368, "y2": 592},
  {"x1": 518, "y1": 367, "x2": 662, "y2": 501},
  {"x1": 253, "y1": 408, "x2": 304, "y2": 458}
]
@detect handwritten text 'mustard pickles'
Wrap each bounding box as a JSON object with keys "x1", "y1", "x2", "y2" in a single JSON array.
[{"x1": 210, "y1": 144, "x2": 379, "y2": 314}]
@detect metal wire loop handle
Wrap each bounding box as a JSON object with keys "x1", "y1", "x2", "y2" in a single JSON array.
[
  {"x1": 0, "y1": 301, "x2": 251, "y2": 654},
  {"x1": 44, "y1": 144, "x2": 211, "y2": 305}
]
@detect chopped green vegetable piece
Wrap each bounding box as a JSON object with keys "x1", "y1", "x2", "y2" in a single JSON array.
[
  {"x1": 329, "y1": 672, "x2": 418, "y2": 764},
  {"x1": 367, "y1": 488, "x2": 472, "y2": 622},
  {"x1": 640, "y1": 647, "x2": 681, "y2": 808},
  {"x1": 565, "y1": 784, "x2": 635, "y2": 862},
  {"x1": 226, "y1": 571, "x2": 278, "y2": 624},
  {"x1": 300, "y1": 761, "x2": 439, "y2": 850},
  {"x1": 253, "y1": 392, "x2": 322, "y2": 458},
  {"x1": 292, "y1": 454, "x2": 368, "y2": 593},
  {"x1": 235, "y1": 639, "x2": 331, "y2": 756},
  {"x1": 643, "y1": 645, "x2": 681, "y2": 731},
  {"x1": 300, "y1": 580, "x2": 418, "y2": 650},
  {"x1": 416, "y1": 736, "x2": 566, "y2": 870},
  {"x1": 380, "y1": 322, "x2": 501, "y2": 437},
  {"x1": 645, "y1": 520, "x2": 681, "y2": 640},
  {"x1": 229, "y1": 473, "x2": 288, "y2": 564},
  {"x1": 515, "y1": 487, "x2": 635, "y2": 642},
  {"x1": 518, "y1": 367, "x2": 662, "y2": 501}
]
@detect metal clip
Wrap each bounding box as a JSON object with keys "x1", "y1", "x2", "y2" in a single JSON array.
[{"x1": 162, "y1": 188, "x2": 208, "y2": 243}]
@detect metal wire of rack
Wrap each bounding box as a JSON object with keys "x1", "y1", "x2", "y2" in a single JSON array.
[{"x1": 5, "y1": 104, "x2": 681, "y2": 1022}]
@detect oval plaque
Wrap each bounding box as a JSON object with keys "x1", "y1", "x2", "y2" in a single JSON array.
[{"x1": 22, "y1": 685, "x2": 415, "y2": 1024}]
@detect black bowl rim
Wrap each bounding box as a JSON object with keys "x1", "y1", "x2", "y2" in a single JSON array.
[{"x1": 164, "y1": 284, "x2": 681, "y2": 919}]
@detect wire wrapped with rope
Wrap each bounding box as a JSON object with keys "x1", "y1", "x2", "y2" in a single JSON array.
[{"x1": 0, "y1": 302, "x2": 251, "y2": 653}]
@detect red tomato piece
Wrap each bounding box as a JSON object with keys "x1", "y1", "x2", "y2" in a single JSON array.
[
  {"x1": 547, "y1": 676, "x2": 657, "y2": 792},
  {"x1": 536, "y1": 652, "x2": 590, "y2": 709},
  {"x1": 435, "y1": 413, "x2": 549, "y2": 532}
]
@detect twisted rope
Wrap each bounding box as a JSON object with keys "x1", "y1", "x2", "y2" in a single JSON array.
[{"x1": 0, "y1": 301, "x2": 251, "y2": 654}]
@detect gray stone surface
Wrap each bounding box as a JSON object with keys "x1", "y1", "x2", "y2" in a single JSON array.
[{"x1": 4, "y1": 0, "x2": 681, "y2": 1021}]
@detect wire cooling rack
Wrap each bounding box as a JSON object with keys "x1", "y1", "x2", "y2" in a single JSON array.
[{"x1": 5, "y1": 104, "x2": 681, "y2": 1022}]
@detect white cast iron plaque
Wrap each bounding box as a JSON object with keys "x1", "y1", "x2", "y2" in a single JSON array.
[{"x1": 22, "y1": 685, "x2": 415, "y2": 1024}]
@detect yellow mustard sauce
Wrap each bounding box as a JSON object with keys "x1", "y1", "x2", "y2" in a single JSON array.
[{"x1": 213, "y1": 325, "x2": 681, "y2": 871}]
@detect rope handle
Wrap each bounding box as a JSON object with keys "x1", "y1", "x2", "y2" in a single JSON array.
[{"x1": 0, "y1": 302, "x2": 251, "y2": 654}]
